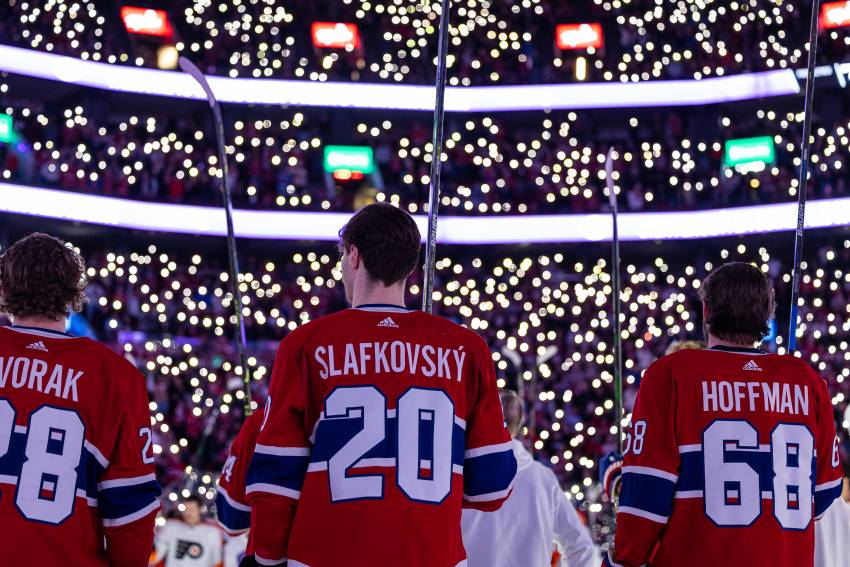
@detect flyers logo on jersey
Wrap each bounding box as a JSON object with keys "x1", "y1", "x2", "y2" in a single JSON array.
[
  {"x1": 377, "y1": 317, "x2": 399, "y2": 328},
  {"x1": 742, "y1": 360, "x2": 762, "y2": 371},
  {"x1": 175, "y1": 539, "x2": 204, "y2": 559},
  {"x1": 26, "y1": 341, "x2": 48, "y2": 352}
]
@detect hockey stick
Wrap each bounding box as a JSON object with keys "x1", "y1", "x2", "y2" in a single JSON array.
[
  {"x1": 421, "y1": 0, "x2": 452, "y2": 314},
  {"x1": 787, "y1": 0, "x2": 822, "y2": 353},
  {"x1": 605, "y1": 149, "x2": 624, "y2": 454},
  {"x1": 179, "y1": 57, "x2": 253, "y2": 416}
]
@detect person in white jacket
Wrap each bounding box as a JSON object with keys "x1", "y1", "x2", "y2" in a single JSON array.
[
  {"x1": 815, "y1": 459, "x2": 850, "y2": 567},
  {"x1": 462, "y1": 390, "x2": 598, "y2": 567}
]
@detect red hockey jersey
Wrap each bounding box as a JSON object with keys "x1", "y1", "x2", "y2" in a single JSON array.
[
  {"x1": 216, "y1": 408, "x2": 263, "y2": 545},
  {"x1": 246, "y1": 305, "x2": 517, "y2": 567},
  {"x1": 0, "y1": 325, "x2": 160, "y2": 566},
  {"x1": 607, "y1": 346, "x2": 843, "y2": 567}
]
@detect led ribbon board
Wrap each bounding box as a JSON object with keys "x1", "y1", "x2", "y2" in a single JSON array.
[
  {"x1": 821, "y1": 1, "x2": 850, "y2": 29},
  {"x1": 724, "y1": 136, "x2": 776, "y2": 171},
  {"x1": 324, "y1": 146, "x2": 374, "y2": 174},
  {"x1": 2, "y1": 183, "x2": 849, "y2": 244},
  {"x1": 0, "y1": 45, "x2": 801, "y2": 111},
  {"x1": 311, "y1": 22, "x2": 361, "y2": 49},
  {"x1": 120, "y1": 7, "x2": 174, "y2": 39},
  {"x1": 0, "y1": 114, "x2": 13, "y2": 143},
  {"x1": 556, "y1": 24, "x2": 604, "y2": 50}
]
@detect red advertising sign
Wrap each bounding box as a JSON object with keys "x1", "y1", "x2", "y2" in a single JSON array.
[
  {"x1": 311, "y1": 22, "x2": 361, "y2": 49},
  {"x1": 120, "y1": 6, "x2": 174, "y2": 39},
  {"x1": 821, "y1": 1, "x2": 850, "y2": 29},
  {"x1": 555, "y1": 23, "x2": 604, "y2": 50}
]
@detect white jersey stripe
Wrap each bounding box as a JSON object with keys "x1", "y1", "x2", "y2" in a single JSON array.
[
  {"x1": 217, "y1": 486, "x2": 251, "y2": 512},
  {"x1": 621, "y1": 465, "x2": 678, "y2": 483},
  {"x1": 465, "y1": 441, "x2": 513, "y2": 459},
  {"x1": 245, "y1": 483, "x2": 301, "y2": 500},
  {"x1": 85, "y1": 440, "x2": 110, "y2": 468},
  {"x1": 816, "y1": 477, "x2": 844, "y2": 492},
  {"x1": 255, "y1": 444, "x2": 310, "y2": 457},
  {"x1": 101, "y1": 500, "x2": 160, "y2": 527},
  {"x1": 618, "y1": 505, "x2": 668, "y2": 524},
  {"x1": 98, "y1": 473, "x2": 157, "y2": 490}
]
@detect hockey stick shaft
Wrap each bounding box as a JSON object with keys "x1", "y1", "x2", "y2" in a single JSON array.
[
  {"x1": 606, "y1": 149, "x2": 624, "y2": 454},
  {"x1": 179, "y1": 57, "x2": 254, "y2": 416},
  {"x1": 788, "y1": 0, "x2": 822, "y2": 353},
  {"x1": 421, "y1": 0, "x2": 452, "y2": 314}
]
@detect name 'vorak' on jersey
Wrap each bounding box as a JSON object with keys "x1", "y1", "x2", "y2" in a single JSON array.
[{"x1": 0, "y1": 326, "x2": 160, "y2": 567}]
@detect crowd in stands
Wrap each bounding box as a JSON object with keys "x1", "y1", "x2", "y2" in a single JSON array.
[
  {"x1": 0, "y1": 0, "x2": 846, "y2": 85},
  {"x1": 3, "y1": 233, "x2": 847, "y2": 509},
  {"x1": 2, "y1": 82, "x2": 850, "y2": 215}
]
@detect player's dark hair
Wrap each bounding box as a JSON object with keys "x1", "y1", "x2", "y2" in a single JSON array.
[
  {"x1": 0, "y1": 233, "x2": 88, "y2": 320},
  {"x1": 699, "y1": 262, "x2": 775, "y2": 345},
  {"x1": 338, "y1": 203, "x2": 421, "y2": 287}
]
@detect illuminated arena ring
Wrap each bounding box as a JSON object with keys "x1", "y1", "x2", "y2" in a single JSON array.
[{"x1": 2, "y1": 183, "x2": 849, "y2": 243}]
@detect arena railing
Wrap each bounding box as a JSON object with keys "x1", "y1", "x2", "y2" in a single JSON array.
[
  {"x1": 0, "y1": 44, "x2": 801, "y2": 111},
  {"x1": 2, "y1": 182, "x2": 848, "y2": 244}
]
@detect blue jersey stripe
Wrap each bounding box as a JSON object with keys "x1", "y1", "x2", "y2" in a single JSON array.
[
  {"x1": 815, "y1": 482, "x2": 843, "y2": 517},
  {"x1": 310, "y1": 416, "x2": 466, "y2": 467},
  {"x1": 247, "y1": 452, "x2": 310, "y2": 492},
  {"x1": 620, "y1": 471, "x2": 676, "y2": 518},
  {"x1": 98, "y1": 480, "x2": 161, "y2": 520},
  {"x1": 216, "y1": 491, "x2": 251, "y2": 532},
  {"x1": 678, "y1": 447, "x2": 794, "y2": 494},
  {"x1": 0, "y1": 429, "x2": 104, "y2": 500},
  {"x1": 463, "y1": 449, "x2": 516, "y2": 497}
]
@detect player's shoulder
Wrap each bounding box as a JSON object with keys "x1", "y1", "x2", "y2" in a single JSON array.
[
  {"x1": 85, "y1": 338, "x2": 145, "y2": 385},
  {"x1": 418, "y1": 311, "x2": 489, "y2": 349},
  {"x1": 278, "y1": 309, "x2": 350, "y2": 346},
  {"x1": 766, "y1": 353, "x2": 826, "y2": 384}
]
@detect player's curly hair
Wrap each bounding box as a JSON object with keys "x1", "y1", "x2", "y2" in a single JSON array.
[
  {"x1": 699, "y1": 262, "x2": 775, "y2": 345},
  {"x1": 0, "y1": 233, "x2": 88, "y2": 320}
]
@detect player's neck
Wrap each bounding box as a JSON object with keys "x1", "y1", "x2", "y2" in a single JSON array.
[
  {"x1": 10, "y1": 316, "x2": 66, "y2": 333},
  {"x1": 706, "y1": 335, "x2": 756, "y2": 350},
  {"x1": 352, "y1": 282, "x2": 406, "y2": 309}
]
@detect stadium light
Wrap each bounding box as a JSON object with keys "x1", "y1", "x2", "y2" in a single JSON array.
[
  {"x1": 120, "y1": 7, "x2": 174, "y2": 39},
  {"x1": 323, "y1": 146, "x2": 375, "y2": 174},
  {"x1": 2, "y1": 183, "x2": 849, "y2": 244},
  {"x1": 0, "y1": 114, "x2": 14, "y2": 143},
  {"x1": 724, "y1": 136, "x2": 776, "y2": 172},
  {"x1": 820, "y1": 1, "x2": 850, "y2": 29},
  {"x1": 556, "y1": 24, "x2": 604, "y2": 50},
  {"x1": 311, "y1": 22, "x2": 361, "y2": 49},
  {"x1": 0, "y1": 45, "x2": 801, "y2": 112}
]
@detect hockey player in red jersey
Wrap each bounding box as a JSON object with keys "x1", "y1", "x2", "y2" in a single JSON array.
[
  {"x1": 216, "y1": 409, "x2": 264, "y2": 555},
  {"x1": 0, "y1": 233, "x2": 160, "y2": 566},
  {"x1": 606, "y1": 262, "x2": 843, "y2": 567},
  {"x1": 246, "y1": 204, "x2": 518, "y2": 567}
]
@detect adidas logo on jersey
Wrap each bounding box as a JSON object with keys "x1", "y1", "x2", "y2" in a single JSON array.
[
  {"x1": 377, "y1": 317, "x2": 399, "y2": 329},
  {"x1": 743, "y1": 359, "x2": 762, "y2": 372},
  {"x1": 26, "y1": 341, "x2": 48, "y2": 352}
]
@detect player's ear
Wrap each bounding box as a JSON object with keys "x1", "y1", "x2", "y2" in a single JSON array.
[
  {"x1": 702, "y1": 302, "x2": 708, "y2": 320},
  {"x1": 349, "y1": 244, "x2": 361, "y2": 269}
]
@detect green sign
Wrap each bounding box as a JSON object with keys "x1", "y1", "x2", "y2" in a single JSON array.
[
  {"x1": 724, "y1": 136, "x2": 775, "y2": 169},
  {"x1": 0, "y1": 114, "x2": 13, "y2": 144},
  {"x1": 324, "y1": 145, "x2": 374, "y2": 174}
]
